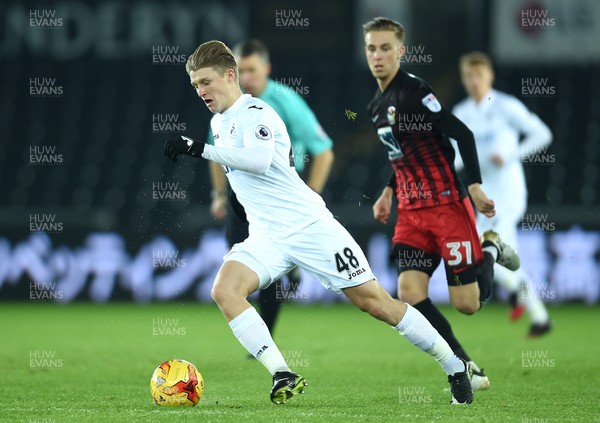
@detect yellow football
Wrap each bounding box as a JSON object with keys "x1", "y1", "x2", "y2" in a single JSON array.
[{"x1": 150, "y1": 359, "x2": 204, "y2": 406}]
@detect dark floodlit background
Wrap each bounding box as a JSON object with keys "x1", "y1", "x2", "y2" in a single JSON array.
[{"x1": 1, "y1": 0, "x2": 599, "y2": 304}]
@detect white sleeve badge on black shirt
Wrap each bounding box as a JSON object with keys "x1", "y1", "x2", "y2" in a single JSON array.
[{"x1": 421, "y1": 93, "x2": 442, "y2": 113}]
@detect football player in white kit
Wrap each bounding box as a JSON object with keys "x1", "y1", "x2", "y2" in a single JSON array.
[
  {"x1": 164, "y1": 40, "x2": 474, "y2": 405},
  {"x1": 451, "y1": 52, "x2": 552, "y2": 337}
]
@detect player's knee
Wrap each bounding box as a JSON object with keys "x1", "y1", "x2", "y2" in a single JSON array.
[
  {"x1": 397, "y1": 271, "x2": 429, "y2": 305},
  {"x1": 210, "y1": 283, "x2": 227, "y2": 305},
  {"x1": 452, "y1": 298, "x2": 480, "y2": 315},
  {"x1": 398, "y1": 283, "x2": 427, "y2": 305},
  {"x1": 210, "y1": 281, "x2": 241, "y2": 305},
  {"x1": 457, "y1": 304, "x2": 479, "y2": 315}
]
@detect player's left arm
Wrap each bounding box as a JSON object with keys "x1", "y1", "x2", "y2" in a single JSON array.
[
  {"x1": 285, "y1": 96, "x2": 334, "y2": 193},
  {"x1": 449, "y1": 104, "x2": 466, "y2": 172},
  {"x1": 408, "y1": 88, "x2": 494, "y2": 217},
  {"x1": 408, "y1": 88, "x2": 481, "y2": 187},
  {"x1": 505, "y1": 97, "x2": 552, "y2": 162}
]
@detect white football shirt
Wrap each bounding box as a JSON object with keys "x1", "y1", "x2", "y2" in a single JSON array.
[
  {"x1": 205, "y1": 94, "x2": 331, "y2": 239},
  {"x1": 452, "y1": 89, "x2": 552, "y2": 213}
]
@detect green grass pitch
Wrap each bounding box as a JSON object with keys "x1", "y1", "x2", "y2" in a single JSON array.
[{"x1": 2, "y1": 302, "x2": 599, "y2": 422}]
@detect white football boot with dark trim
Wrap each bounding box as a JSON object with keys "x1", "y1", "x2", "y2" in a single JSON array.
[
  {"x1": 481, "y1": 230, "x2": 520, "y2": 271},
  {"x1": 469, "y1": 361, "x2": 490, "y2": 390}
]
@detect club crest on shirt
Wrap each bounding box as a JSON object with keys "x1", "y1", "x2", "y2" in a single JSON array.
[
  {"x1": 386, "y1": 106, "x2": 396, "y2": 125},
  {"x1": 421, "y1": 93, "x2": 441, "y2": 113},
  {"x1": 255, "y1": 125, "x2": 272, "y2": 140}
]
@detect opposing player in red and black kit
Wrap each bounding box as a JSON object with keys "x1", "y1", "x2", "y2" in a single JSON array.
[{"x1": 364, "y1": 17, "x2": 521, "y2": 390}]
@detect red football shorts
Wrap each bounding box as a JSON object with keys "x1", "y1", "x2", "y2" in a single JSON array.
[{"x1": 392, "y1": 196, "x2": 484, "y2": 285}]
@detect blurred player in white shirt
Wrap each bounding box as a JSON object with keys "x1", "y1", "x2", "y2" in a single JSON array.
[{"x1": 452, "y1": 52, "x2": 552, "y2": 337}]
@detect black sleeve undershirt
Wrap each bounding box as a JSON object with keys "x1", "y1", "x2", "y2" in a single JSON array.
[
  {"x1": 433, "y1": 109, "x2": 482, "y2": 187},
  {"x1": 387, "y1": 172, "x2": 397, "y2": 191}
]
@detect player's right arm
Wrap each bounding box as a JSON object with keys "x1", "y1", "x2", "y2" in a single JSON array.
[
  {"x1": 164, "y1": 107, "x2": 277, "y2": 174},
  {"x1": 203, "y1": 111, "x2": 276, "y2": 174},
  {"x1": 434, "y1": 111, "x2": 495, "y2": 217}
]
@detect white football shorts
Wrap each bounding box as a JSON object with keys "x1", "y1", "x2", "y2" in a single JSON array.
[{"x1": 223, "y1": 215, "x2": 375, "y2": 293}]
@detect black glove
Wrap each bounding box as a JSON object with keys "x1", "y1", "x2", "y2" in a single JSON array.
[{"x1": 164, "y1": 135, "x2": 205, "y2": 162}]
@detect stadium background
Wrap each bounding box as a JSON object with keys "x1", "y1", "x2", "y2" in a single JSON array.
[{"x1": 1, "y1": 0, "x2": 599, "y2": 304}]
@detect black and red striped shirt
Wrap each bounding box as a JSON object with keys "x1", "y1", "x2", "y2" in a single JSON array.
[{"x1": 368, "y1": 69, "x2": 481, "y2": 210}]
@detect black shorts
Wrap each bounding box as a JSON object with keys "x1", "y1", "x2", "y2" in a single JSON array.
[{"x1": 391, "y1": 243, "x2": 480, "y2": 287}]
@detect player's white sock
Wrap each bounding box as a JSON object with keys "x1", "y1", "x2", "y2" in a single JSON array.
[
  {"x1": 483, "y1": 246, "x2": 498, "y2": 262},
  {"x1": 393, "y1": 304, "x2": 465, "y2": 375},
  {"x1": 493, "y1": 264, "x2": 520, "y2": 292},
  {"x1": 229, "y1": 307, "x2": 290, "y2": 375},
  {"x1": 519, "y1": 270, "x2": 550, "y2": 324}
]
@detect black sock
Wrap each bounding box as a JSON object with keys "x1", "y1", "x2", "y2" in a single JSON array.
[
  {"x1": 477, "y1": 252, "x2": 496, "y2": 302},
  {"x1": 257, "y1": 279, "x2": 283, "y2": 335},
  {"x1": 508, "y1": 292, "x2": 518, "y2": 308},
  {"x1": 413, "y1": 298, "x2": 472, "y2": 362}
]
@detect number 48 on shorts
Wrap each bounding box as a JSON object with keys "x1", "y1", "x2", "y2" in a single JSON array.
[{"x1": 335, "y1": 247, "x2": 367, "y2": 280}]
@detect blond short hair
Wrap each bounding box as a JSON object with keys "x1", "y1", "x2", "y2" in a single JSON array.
[
  {"x1": 186, "y1": 40, "x2": 238, "y2": 80},
  {"x1": 459, "y1": 51, "x2": 493, "y2": 69}
]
